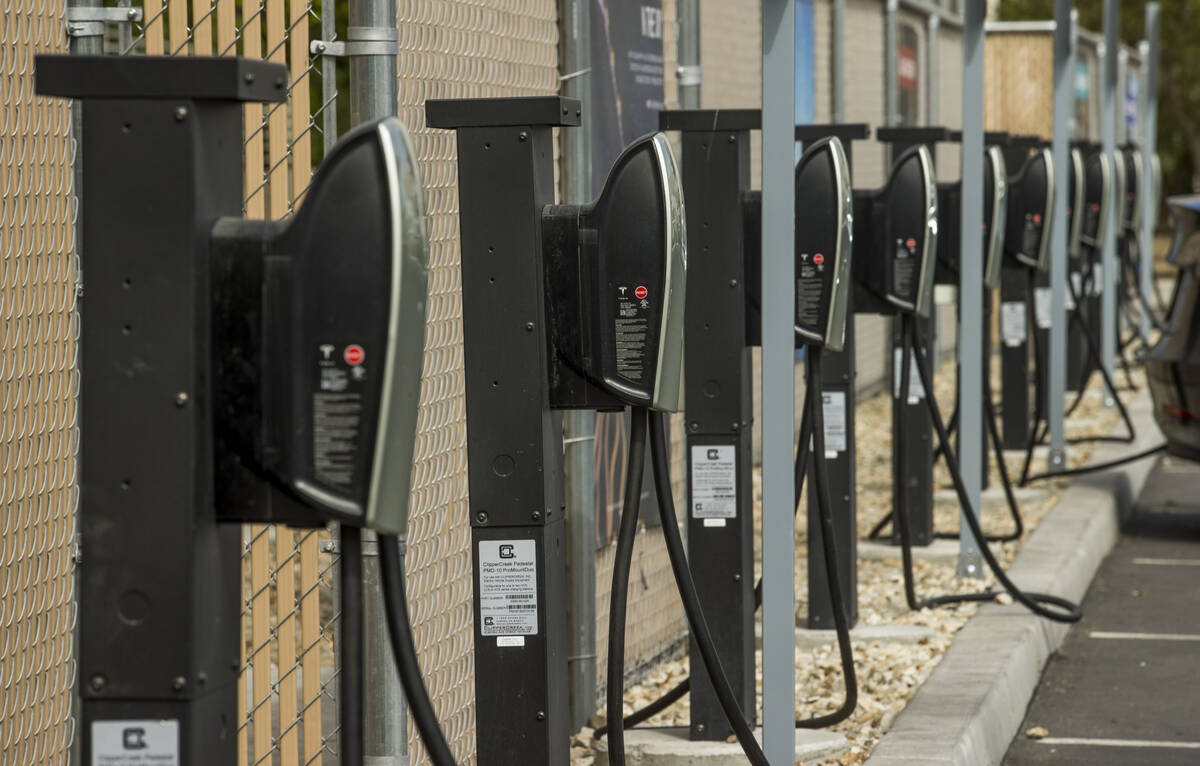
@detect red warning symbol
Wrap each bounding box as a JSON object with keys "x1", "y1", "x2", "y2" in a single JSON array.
[
  {"x1": 344, "y1": 344, "x2": 365, "y2": 365},
  {"x1": 634, "y1": 286, "x2": 648, "y2": 299},
  {"x1": 813, "y1": 253, "x2": 825, "y2": 266},
  {"x1": 905, "y1": 238, "x2": 916, "y2": 249}
]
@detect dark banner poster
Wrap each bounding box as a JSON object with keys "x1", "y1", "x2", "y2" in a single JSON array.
[
  {"x1": 590, "y1": 0, "x2": 665, "y2": 194},
  {"x1": 589, "y1": 0, "x2": 665, "y2": 546}
]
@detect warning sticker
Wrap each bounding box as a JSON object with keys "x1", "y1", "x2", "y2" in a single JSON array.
[
  {"x1": 91, "y1": 719, "x2": 179, "y2": 765},
  {"x1": 690, "y1": 445, "x2": 736, "y2": 519},
  {"x1": 478, "y1": 540, "x2": 538, "y2": 636},
  {"x1": 822, "y1": 391, "x2": 847, "y2": 455},
  {"x1": 1034, "y1": 287, "x2": 1053, "y2": 329},
  {"x1": 1000, "y1": 301, "x2": 1027, "y2": 347},
  {"x1": 892, "y1": 347, "x2": 926, "y2": 403},
  {"x1": 614, "y1": 286, "x2": 650, "y2": 383}
]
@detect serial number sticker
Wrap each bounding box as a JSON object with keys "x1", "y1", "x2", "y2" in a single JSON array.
[
  {"x1": 822, "y1": 391, "x2": 847, "y2": 454},
  {"x1": 1034, "y1": 287, "x2": 1053, "y2": 329},
  {"x1": 691, "y1": 445, "x2": 736, "y2": 518},
  {"x1": 478, "y1": 540, "x2": 538, "y2": 636},
  {"x1": 1000, "y1": 301, "x2": 1027, "y2": 347},
  {"x1": 892, "y1": 347, "x2": 926, "y2": 403},
  {"x1": 91, "y1": 719, "x2": 179, "y2": 766}
]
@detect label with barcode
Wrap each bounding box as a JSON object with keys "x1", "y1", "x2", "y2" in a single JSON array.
[
  {"x1": 478, "y1": 540, "x2": 538, "y2": 636},
  {"x1": 1001, "y1": 301, "x2": 1027, "y2": 346}
]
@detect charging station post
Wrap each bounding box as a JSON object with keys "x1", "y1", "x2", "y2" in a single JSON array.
[
  {"x1": 796, "y1": 124, "x2": 870, "y2": 631},
  {"x1": 35, "y1": 55, "x2": 289, "y2": 765},
  {"x1": 427, "y1": 96, "x2": 580, "y2": 766},
  {"x1": 875, "y1": 126, "x2": 951, "y2": 548},
  {"x1": 658, "y1": 108, "x2": 759, "y2": 742}
]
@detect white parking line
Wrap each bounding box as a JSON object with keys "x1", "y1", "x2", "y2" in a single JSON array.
[
  {"x1": 1132, "y1": 557, "x2": 1200, "y2": 566},
  {"x1": 1038, "y1": 737, "x2": 1200, "y2": 750},
  {"x1": 1089, "y1": 631, "x2": 1200, "y2": 642}
]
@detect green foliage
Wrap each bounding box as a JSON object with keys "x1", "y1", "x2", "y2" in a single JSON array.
[{"x1": 998, "y1": 0, "x2": 1200, "y2": 196}]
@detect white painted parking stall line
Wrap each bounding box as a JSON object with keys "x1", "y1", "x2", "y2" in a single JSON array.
[
  {"x1": 1088, "y1": 631, "x2": 1200, "y2": 642},
  {"x1": 1038, "y1": 737, "x2": 1200, "y2": 750},
  {"x1": 1131, "y1": 557, "x2": 1200, "y2": 566}
]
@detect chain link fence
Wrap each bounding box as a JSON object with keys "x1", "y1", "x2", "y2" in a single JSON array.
[{"x1": 0, "y1": 2, "x2": 78, "y2": 761}]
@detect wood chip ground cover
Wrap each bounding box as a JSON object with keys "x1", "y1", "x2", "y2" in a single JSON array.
[{"x1": 575, "y1": 357, "x2": 1138, "y2": 765}]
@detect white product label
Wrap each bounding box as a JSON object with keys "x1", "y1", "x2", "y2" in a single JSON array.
[
  {"x1": 478, "y1": 540, "x2": 538, "y2": 636},
  {"x1": 496, "y1": 635, "x2": 525, "y2": 647},
  {"x1": 1035, "y1": 287, "x2": 1053, "y2": 329},
  {"x1": 892, "y1": 347, "x2": 925, "y2": 403},
  {"x1": 1000, "y1": 301, "x2": 1027, "y2": 346},
  {"x1": 822, "y1": 391, "x2": 847, "y2": 454},
  {"x1": 703, "y1": 518, "x2": 727, "y2": 528},
  {"x1": 92, "y1": 720, "x2": 179, "y2": 766},
  {"x1": 690, "y1": 445, "x2": 736, "y2": 518},
  {"x1": 1089, "y1": 264, "x2": 1103, "y2": 296}
]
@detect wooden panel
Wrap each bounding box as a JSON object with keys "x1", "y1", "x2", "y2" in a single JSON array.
[
  {"x1": 168, "y1": 0, "x2": 188, "y2": 54},
  {"x1": 144, "y1": 0, "x2": 164, "y2": 53},
  {"x1": 985, "y1": 33, "x2": 1054, "y2": 139}
]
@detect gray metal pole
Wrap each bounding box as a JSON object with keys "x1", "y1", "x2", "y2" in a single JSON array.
[
  {"x1": 1101, "y1": 0, "x2": 1119, "y2": 403},
  {"x1": 558, "y1": 0, "x2": 598, "y2": 732},
  {"x1": 1140, "y1": 5, "x2": 1161, "y2": 341},
  {"x1": 761, "y1": 0, "x2": 797, "y2": 759},
  {"x1": 677, "y1": 0, "x2": 701, "y2": 109},
  {"x1": 66, "y1": 5, "x2": 103, "y2": 764},
  {"x1": 832, "y1": 0, "x2": 845, "y2": 122},
  {"x1": 885, "y1": 0, "x2": 898, "y2": 127},
  {"x1": 956, "y1": 0, "x2": 984, "y2": 580},
  {"x1": 927, "y1": 14, "x2": 940, "y2": 126},
  {"x1": 1048, "y1": 1, "x2": 1073, "y2": 473},
  {"x1": 346, "y1": 0, "x2": 405, "y2": 757}
]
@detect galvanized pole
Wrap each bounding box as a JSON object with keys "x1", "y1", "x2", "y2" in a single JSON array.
[
  {"x1": 927, "y1": 14, "x2": 939, "y2": 126},
  {"x1": 677, "y1": 0, "x2": 701, "y2": 109},
  {"x1": 832, "y1": 0, "x2": 845, "y2": 122},
  {"x1": 346, "y1": 0, "x2": 406, "y2": 757},
  {"x1": 558, "y1": 0, "x2": 598, "y2": 732},
  {"x1": 884, "y1": 0, "x2": 898, "y2": 127},
  {"x1": 66, "y1": 4, "x2": 105, "y2": 764},
  {"x1": 761, "y1": 0, "x2": 797, "y2": 759},
  {"x1": 956, "y1": 0, "x2": 985, "y2": 580},
  {"x1": 1048, "y1": 0, "x2": 1073, "y2": 474},
  {"x1": 1100, "y1": 0, "x2": 1119, "y2": 402},
  {"x1": 1140, "y1": 5, "x2": 1161, "y2": 340}
]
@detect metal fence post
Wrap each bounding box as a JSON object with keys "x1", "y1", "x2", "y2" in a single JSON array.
[
  {"x1": 558, "y1": 0, "x2": 598, "y2": 733},
  {"x1": 1048, "y1": 0, "x2": 1073, "y2": 473},
  {"x1": 677, "y1": 0, "x2": 701, "y2": 109},
  {"x1": 344, "y1": 0, "x2": 406, "y2": 757},
  {"x1": 1101, "y1": 0, "x2": 1119, "y2": 403},
  {"x1": 761, "y1": 0, "x2": 797, "y2": 760}
]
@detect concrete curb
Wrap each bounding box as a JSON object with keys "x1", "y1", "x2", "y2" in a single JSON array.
[{"x1": 864, "y1": 390, "x2": 1162, "y2": 766}]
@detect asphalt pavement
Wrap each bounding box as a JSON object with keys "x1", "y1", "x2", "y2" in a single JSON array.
[{"x1": 1004, "y1": 456, "x2": 1200, "y2": 766}]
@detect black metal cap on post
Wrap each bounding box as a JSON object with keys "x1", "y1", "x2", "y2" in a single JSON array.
[
  {"x1": 35, "y1": 55, "x2": 288, "y2": 102},
  {"x1": 875, "y1": 125, "x2": 953, "y2": 144},
  {"x1": 425, "y1": 96, "x2": 581, "y2": 128}
]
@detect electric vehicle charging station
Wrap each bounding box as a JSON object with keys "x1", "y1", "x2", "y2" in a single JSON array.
[
  {"x1": 1075, "y1": 143, "x2": 1115, "y2": 399},
  {"x1": 657, "y1": 108, "x2": 865, "y2": 741},
  {"x1": 427, "y1": 96, "x2": 694, "y2": 766},
  {"x1": 865, "y1": 127, "x2": 946, "y2": 548},
  {"x1": 1067, "y1": 144, "x2": 1089, "y2": 393},
  {"x1": 933, "y1": 131, "x2": 1009, "y2": 493},
  {"x1": 35, "y1": 54, "x2": 431, "y2": 764},
  {"x1": 998, "y1": 137, "x2": 1055, "y2": 450},
  {"x1": 853, "y1": 133, "x2": 939, "y2": 548}
]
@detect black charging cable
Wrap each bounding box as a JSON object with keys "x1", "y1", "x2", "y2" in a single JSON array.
[
  {"x1": 339, "y1": 524, "x2": 365, "y2": 766},
  {"x1": 603, "y1": 409, "x2": 769, "y2": 765},
  {"x1": 794, "y1": 347, "x2": 858, "y2": 728},
  {"x1": 606, "y1": 407, "x2": 651, "y2": 766},
  {"x1": 378, "y1": 534, "x2": 459, "y2": 766},
  {"x1": 603, "y1": 378, "x2": 857, "y2": 736},
  {"x1": 896, "y1": 313, "x2": 1082, "y2": 623}
]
